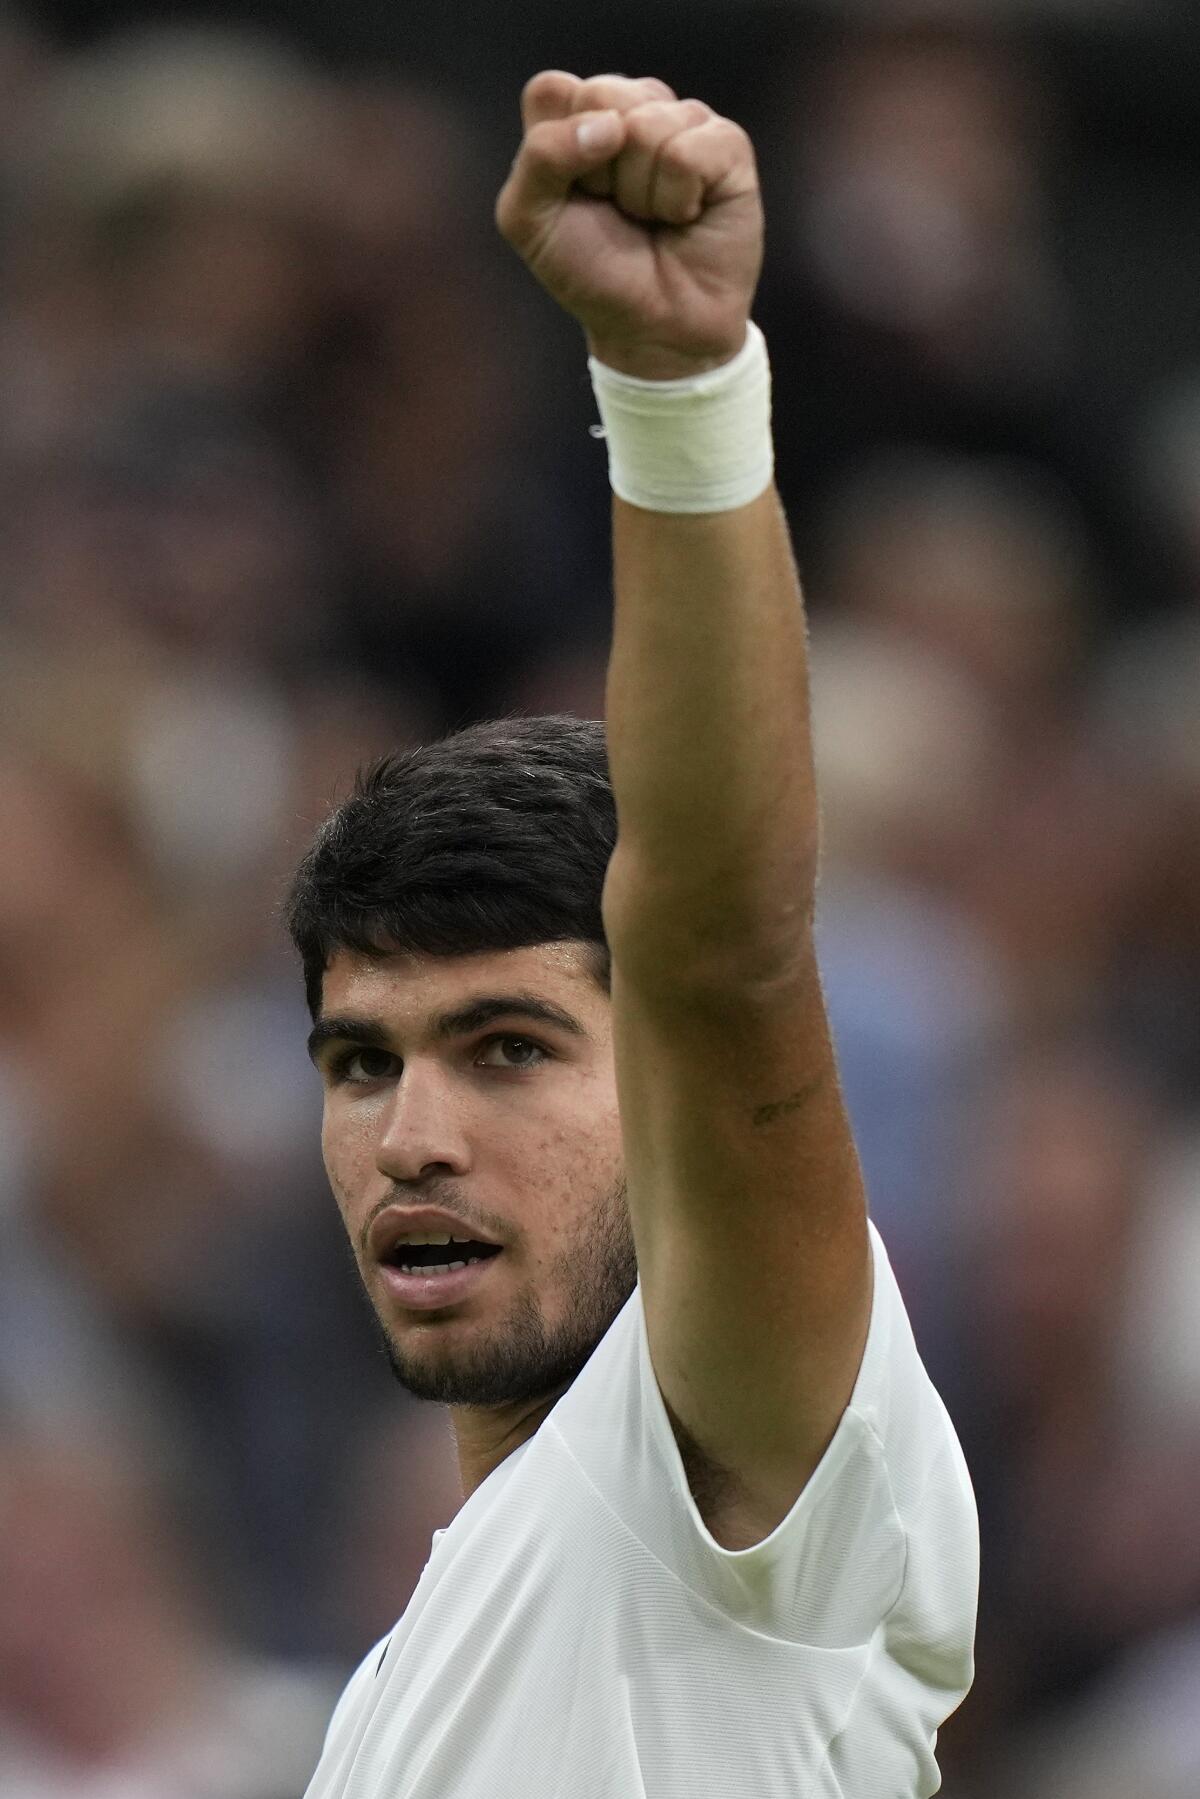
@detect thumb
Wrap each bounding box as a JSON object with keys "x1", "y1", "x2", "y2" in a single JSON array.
[{"x1": 495, "y1": 110, "x2": 625, "y2": 254}]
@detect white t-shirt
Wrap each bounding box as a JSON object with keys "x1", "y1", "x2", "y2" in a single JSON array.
[{"x1": 305, "y1": 1221, "x2": 978, "y2": 1798}]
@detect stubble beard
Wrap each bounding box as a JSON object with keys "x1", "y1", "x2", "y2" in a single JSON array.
[{"x1": 369, "y1": 1178, "x2": 638, "y2": 1407}]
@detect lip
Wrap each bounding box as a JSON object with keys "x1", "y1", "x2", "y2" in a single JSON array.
[
  {"x1": 378, "y1": 1254, "x2": 502, "y2": 1312},
  {"x1": 367, "y1": 1205, "x2": 503, "y2": 1265}
]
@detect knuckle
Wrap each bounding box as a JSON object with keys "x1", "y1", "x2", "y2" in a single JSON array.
[
  {"x1": 657, "y1": 148, "x2": 695, "y2": 186},
  {"x1": 514, "y1": 129, "x2": 558, "y2": 181},
  {"x1": 625, "y1": 98, "x2": 707, "y2": 145},
  {"x1": 579, "y1": 73, "x2": 634, "y2": 101},
  {"x1": 658, "y1": 131, "x2": 701, "y2": 169},
  {"x1": 521, "y1": 70, "x2": 560, "y2": 113},
  {"x1": 576, "y1": 71, "x2": 675, "y2": 112},
  {"x1": 654, "y1": 168, "x2": 698, "y2": 215},
  {"x1": 623, "y1": 99, "x2": 679, "y2": 138},
  {"x1": 523, "y1": 120, "x2": 557, "y2": 158}
]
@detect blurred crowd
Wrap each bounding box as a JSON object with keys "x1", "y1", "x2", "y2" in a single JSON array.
[{"x1": 0, "y1": 4, "x2": 1197, "y2": 1795}]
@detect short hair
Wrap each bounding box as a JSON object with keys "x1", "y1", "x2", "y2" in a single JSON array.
[{"x1": 285, "y1": 715, "x2": 616, "y2": 1019}]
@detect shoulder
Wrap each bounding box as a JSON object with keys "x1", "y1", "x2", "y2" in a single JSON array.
[
  {"x1": 321, "y1": 1633, "x2": 393, "y2": 1749},
  {"x1": 552, "y1": 1224, "x2": 976, "y2": 1643}
]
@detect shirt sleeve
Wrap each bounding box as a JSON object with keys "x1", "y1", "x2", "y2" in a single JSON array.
[
  {"x1": 631, "y1": 1220, "x2": 979, "y2": 1658},
  {"x1": 318, "y1": 1633, "x2": 393, "y2": 1757}
]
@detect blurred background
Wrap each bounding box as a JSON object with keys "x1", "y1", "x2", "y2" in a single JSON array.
[{"x1": 0, "y1": 0, "x2": 1197, "y2": 1792}]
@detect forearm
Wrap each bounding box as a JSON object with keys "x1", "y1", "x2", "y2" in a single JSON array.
[
  {"x1": 494, "y1": 74, "x2": 808, "y2": 969},
  {"x1": 601, "y1": 483, "x2": 820, "y2": 978}
]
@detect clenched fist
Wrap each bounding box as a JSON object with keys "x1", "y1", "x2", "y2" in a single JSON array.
[{"x1": 495, "y1": 71, "x2": 763, "y2": 381}]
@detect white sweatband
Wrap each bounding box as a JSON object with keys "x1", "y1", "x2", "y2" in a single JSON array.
[{"x1": 587, "y1": 320, "x2": 773, "y2": 514}]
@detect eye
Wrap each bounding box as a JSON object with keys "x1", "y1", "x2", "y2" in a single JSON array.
[
  {"x1": 476, "y1": 1035, "x2": 549, "y2": 1070},
  {"x1": 330, "y1": 1046, "x2": 399, "y2": 1085}
]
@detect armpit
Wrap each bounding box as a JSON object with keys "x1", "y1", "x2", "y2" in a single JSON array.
[{"x1": 665, "y1": 1395, "x2": 780, "y2": 1551}]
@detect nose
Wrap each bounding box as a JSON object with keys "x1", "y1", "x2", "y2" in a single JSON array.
[{"x1": 374, "y1": 1061, "x2": 472, "y2": 1184}]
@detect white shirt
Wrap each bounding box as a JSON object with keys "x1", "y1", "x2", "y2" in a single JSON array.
[{"x1": 305, "y1": 1222, "x2": 978, "y2": 1798}]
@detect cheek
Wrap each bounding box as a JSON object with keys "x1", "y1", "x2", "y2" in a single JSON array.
[
  {"x1": 321, "y1": 1104, "x2": 377, "y2": 1220},
  {"x1": 573, "y1": 1081, "x2": 624, "y2": 1182},
  {"x1": 531, "y1": 1102, "x2": 625, "y2": 1242}
]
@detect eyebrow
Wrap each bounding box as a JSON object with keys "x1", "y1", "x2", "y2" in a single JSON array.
[{"x1": 306, "y1": 993, "x2": 588, "y2": 1064}]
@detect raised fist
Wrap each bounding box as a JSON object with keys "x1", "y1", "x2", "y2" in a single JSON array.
[{"x1": 495, "y1": 71, "x2": 763, "y2": 381}]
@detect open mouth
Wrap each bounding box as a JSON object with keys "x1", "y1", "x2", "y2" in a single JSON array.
[
  {"x1": 385, "y1": 1239, "x2": 504, "y2": 1278},
  {"x1": 377, "y1": 1239, "x2": 505, "y2": 1312}
]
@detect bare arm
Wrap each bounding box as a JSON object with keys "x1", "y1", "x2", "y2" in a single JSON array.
[
  {"x1": 602, "y1": 483, "x2": 869, "y2": 1532},
  {"x1": 497, "y1": 72, "x2": 869, "y2": 1536},
  {"x1": 602, "y1": 488, "x2": 817, "y2": 976}
]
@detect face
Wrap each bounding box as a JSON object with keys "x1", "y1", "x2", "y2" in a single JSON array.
[{"x1": 312, "y1": 942, "x2": 635, "y2": 1408}]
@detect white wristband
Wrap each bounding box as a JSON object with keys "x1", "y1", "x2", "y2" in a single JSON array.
[{"x1": 587, "y1": 321, "x2": 774, "y2": 514}]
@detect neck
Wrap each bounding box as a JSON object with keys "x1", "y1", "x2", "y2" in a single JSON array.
[{"x1": 451, "y1": 1382, "x2": 572, "y2": 1495}]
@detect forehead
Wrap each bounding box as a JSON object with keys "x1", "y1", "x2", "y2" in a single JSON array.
[{"x1": 319, "y1": 942, "x2": 606, "y2": 1029}]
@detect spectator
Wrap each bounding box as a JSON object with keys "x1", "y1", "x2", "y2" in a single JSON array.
[{"x1": 0, "y1": 1431, "x2": 337, "y2": 1797}]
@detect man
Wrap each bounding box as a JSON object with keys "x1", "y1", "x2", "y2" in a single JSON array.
[{"x1": 293, "y1": 70, "x2": 978, "y2": 1798}]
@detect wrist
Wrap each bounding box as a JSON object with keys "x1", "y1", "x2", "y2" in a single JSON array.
[
  {"x1": 587, "y1": 320, "x2": 773, "y2": 514},
  {"x1": 585, "y1": 328, "x2": 748, "y2": 383}
]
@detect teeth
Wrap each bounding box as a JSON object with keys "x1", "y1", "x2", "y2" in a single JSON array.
[
  {"x1": 399, "y1": 1257, "x2": 481, "y2": 1276},
  {"x1": 395, "y1": 1231, "x2": 496, "y2": 1249}
]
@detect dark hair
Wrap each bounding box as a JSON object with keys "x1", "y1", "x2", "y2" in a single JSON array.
[{"x1": 285, "y1": 715, "x2": 617, "y2": 1019}]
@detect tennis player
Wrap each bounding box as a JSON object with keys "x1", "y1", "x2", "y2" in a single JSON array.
[{"x1": 293, "y1": 70, "x2": 978, "y2": 1798}]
